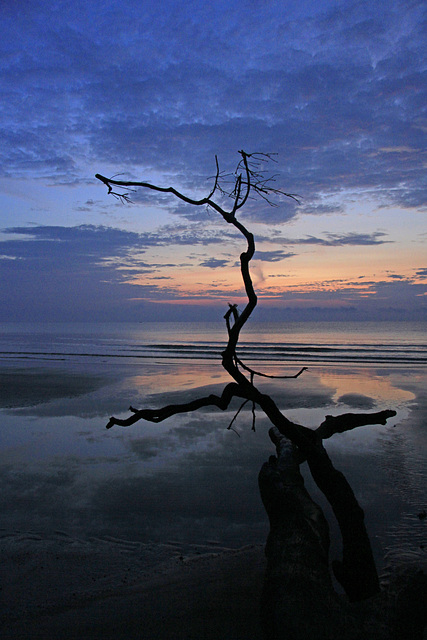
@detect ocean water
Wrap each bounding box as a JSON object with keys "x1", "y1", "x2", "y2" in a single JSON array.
[
  {"x1": 0, "y1": 321, "x2": 426, "y2": 572},
  {"x1": 0, "y1": 320, "x2": 426, "y2": 366}
]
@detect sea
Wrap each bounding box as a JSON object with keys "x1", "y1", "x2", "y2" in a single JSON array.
[
  {"x1": 0, "y1": 320, "x2": 426, "y2": 573},
  {"x1": 0, "y1": 320, "x2": 426, "y2": 367}
]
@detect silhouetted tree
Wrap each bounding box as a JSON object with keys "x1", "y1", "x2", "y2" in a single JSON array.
[{"x1": 96, "y1": 152, "x2": 425, "y2": 639}]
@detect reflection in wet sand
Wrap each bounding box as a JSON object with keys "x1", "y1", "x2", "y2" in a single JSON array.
[{"x1": 0, "y1": 358, "x2": 424, "y2": 563}]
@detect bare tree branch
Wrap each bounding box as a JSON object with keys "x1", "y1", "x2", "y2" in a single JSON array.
[
  {"x1": 316, "y1": 409, "x2": 397, "y2": 440},
  {"x1": 96, "y1": 150, "x2": 298, "y2": 406},
  {"x1": 96, "y1": 151, "x2": 402, "y2": 606},
  {"x1": 106, "y1": 382, "x2": 249, "y2": 429}
]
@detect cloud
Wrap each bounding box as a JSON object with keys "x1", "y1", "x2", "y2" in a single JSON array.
[
  {"x1": 1, "y1": 0, "x2": 425, "y2": 215},
  {"x1": 199, "y1": 257, "x2": 229, "y2": 269},
  {"x1": 317, "y1": 232, "x2": 392, "y2": 246},
  {"x1": 0, "y1": 222, "x2": 239, "y2": 271},
  {"x1": 0, "y1": 224, "x2": 155, "y2": 320},
  {"x1": 268, "y1": 231, "x2": 392, "y2": 247},
  {"x1": 254, "y1": 250, "x2": 296, "y2": 262},
  {"x1": 0, "y1": 0, "x2": 425, "y2": 320},
  {"x1": 2, "y1": 224, "x2": 141, "y2": 255},
  {"x1": 300, "y1": 203, "x2": 345, "y2": 215},
  {"x1": 1, "y1": 223, "x2": 425, "y2": 321},
  {"x1": 0, "y1": 222, "x2": 246, "y2": 320}
]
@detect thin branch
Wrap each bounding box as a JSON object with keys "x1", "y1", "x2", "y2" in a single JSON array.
[
  {"x1": 223, "y1": 303, "x2": 239, "y2": 334},
  {"x1": 227, "y1": 398, "x2": 249, "y2": 433},
  {"x1": 235, "y1": 357, "x2": 308, "y2": 380}
]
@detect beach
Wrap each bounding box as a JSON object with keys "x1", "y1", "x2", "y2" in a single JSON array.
[
  {"x1": 1, "y1": 322, "x2": 426, "y2": 637},
  {"x1": 1, "y1": 533, "x2": 265, "y2": 639}
]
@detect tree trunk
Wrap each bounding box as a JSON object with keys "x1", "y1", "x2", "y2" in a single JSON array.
[{"x1": 259, "y1": 429, "x2": 427, "y2": 640}]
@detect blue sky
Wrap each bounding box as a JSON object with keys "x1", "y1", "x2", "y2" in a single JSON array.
[{"x1": 0, "y1": 0, "x2": 426, "y2": 321}]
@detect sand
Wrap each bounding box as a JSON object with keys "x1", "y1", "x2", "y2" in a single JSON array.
[
  {"x1": 0, "y1": 532, "x2": 265, "y2": 639},
  {"x1": 1, "y1": 341, "x2": 425, "y2": 639}
]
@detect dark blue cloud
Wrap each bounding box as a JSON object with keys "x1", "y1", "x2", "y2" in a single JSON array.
[
  {"x1": 0, "y1": 223, "x2": 240, "y2": 320},
  {"x1": 0, "y1": 0, "x2": 425, "y2": 213},
  {"x1": 199, "y1": 257, "x2": 229, "y2": 269},
  {"x1": 254, "y1": 250, "x2": 296, "y2": 262},
  {"x1": 0, "y1": 224, "x2": 193, "y2": 321},
  {"x1": 0, "y1": 0, "x2": 425, "y2": 320},
  {"x1": 266, "y1": 231, "x2": 392, "y2": 246}
]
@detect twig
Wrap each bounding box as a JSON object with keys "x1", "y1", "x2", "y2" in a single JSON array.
[
  {"x1": 227, "y1": 398, "x2": 248, "y2": 435},
  {"x1": 235, "y1": 356, "x2": 308, "y2": 380}
]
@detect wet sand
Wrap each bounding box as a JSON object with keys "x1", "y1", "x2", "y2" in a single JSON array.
[
  {"x1": 1, "y1": 533, "x2": 265, "y2": 639},
  {"x1": 1, "y1": 356, "x2": 425, "y2": 638}
]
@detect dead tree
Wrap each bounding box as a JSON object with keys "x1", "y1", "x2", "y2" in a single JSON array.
[{"x1": 96, "y1": 152, "x2": 426, "y2": 639}]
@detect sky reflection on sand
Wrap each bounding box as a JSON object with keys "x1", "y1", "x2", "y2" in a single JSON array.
[{"x1": 0, "y1": 358, "x2": 425, "y2": 572}]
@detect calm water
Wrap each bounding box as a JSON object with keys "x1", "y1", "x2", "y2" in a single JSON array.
[{"x1": 0, "y1": 321, "x2": 426, "y2": 572}]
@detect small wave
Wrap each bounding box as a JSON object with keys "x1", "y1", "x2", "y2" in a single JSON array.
[{"x1": 1, "y1": 343, "x2": 425, "y2": 365}]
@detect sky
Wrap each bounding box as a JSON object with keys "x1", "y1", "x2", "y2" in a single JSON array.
[{"x1": 0, "y1": 0, "x2": 426, "y2": 322}]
